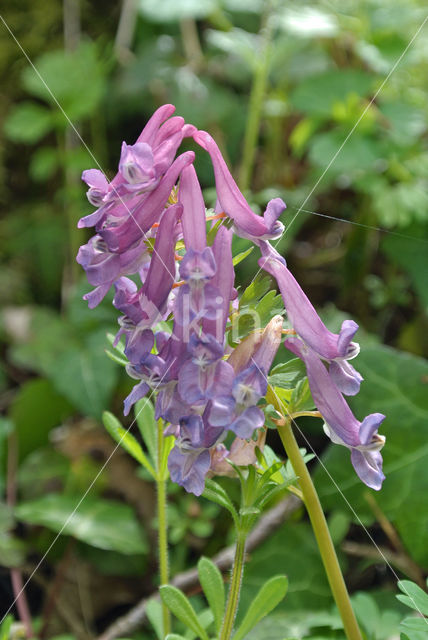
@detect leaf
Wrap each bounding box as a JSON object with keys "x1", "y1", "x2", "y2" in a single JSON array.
[
  {"x1": 397, "y1": 580, "x2": 428, "y2": 616},
  {"x1": 0, "y1": 615, "x2": 13, "y2": 640},
  {"x1": 290, "y1": 377, "x2": 315, "y2": 412},
  {"x1": 21, "y1": 43, "x2": 106, "y2": 120},
  {"x1": 135, "y1": 398, "x2": 157, "y2": 465},
  {"x1": 15, "y1": 494, "x2": 147, "y2": 554},
  {"x1": 233, "y1": 246, "x2": 254, "y2": 266},
  {"x1": 269, "y1": 358, "x2": 307, "y2": 389},
  {"x1": 239, "y1": 275, "x2": 271, "y2": 308},
  {"x1": 164, "y1": 635, "x2": 188, "y2": 640},
  {"x1": 400, "y1": 616, "x2": 428, "y2": 633},
  {"x1": 146, "y1": 598, "x2": 164, "y2": 640},
  {"x1": 29, "y1": 146, "x2": 58, "y2": 181},
  {"x1": 289, "y1": 69, "x2": 374, "y2": 117},
  {"x1": 102, "y1": 411, "x2": 156, "y2": 478},
  {"x1": 232, "y1": 575, "x2": 288, "y2": 640},
  {"x1": 9, "y1": 379, "x2": 73, "y2": 460},
  {"x1": 198, "y1": 557, "x2": 225, "y2": 633},
  {"x1": 3, "y1": 102, "x2": 53, "y2": 143},
  {"x1": 159, "y1": 586, "x2": 209, "y2": 640},
  {"x1": 202, "y1": 479, "x2": 239, "y2": 529}
]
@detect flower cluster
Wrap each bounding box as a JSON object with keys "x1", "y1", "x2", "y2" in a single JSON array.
[{"x1": 77, "y1": 104, "x2": 385, "y2": 495}]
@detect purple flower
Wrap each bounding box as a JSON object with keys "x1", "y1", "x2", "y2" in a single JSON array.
[
  {"x1": 209, "y1": 315, "x2": 283, "y2": 438},
  {"x1": 284, "y1": 336, "x2": 385, "y2": 490},
  {"x1": 168, "y1": 413, "x2": 225, "y2": 495},
  {"x1": 179, "y1": 164, "x2": 207, "y2": 252},
  {"x1": 113, "y1": 203, "x2": 181, "y2": 363},
  {"x1": 177, "y1": 334, "x2": 234, "y2": 405},
  {"x1": 193, "y1": 130, "x2": 286, "y2": 241},
  {"x1": 82, "y1": 169, "x2": 109, "y2": 207},
  {"x1": 259, "y1": 243, "x2": 363, "y2": 395},
  {"x1": 76, "y1": 235, "x2": 150, "y2": 308}
]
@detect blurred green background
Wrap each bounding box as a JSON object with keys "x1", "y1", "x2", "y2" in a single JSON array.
[{"x1": 0, "y1": 1, "x2": 427, "y2": 638}]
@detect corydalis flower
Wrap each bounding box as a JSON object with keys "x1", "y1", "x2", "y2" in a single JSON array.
[
  {"x1": 259, "y1": 242, "x2": 363, "y2": 396},
  {"x1": 285, "y1": 336, "x2": 385, "y2": 490},
  {"x1": 193, "y1": 130, "x2": 286, "y2": 241}
]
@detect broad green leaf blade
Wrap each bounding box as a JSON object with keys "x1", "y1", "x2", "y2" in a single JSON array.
[
  {"x1": 397, "y1": 580, "x2": 428, "y2": 616},
  {"x1": 232, "y1": 575, "x2": 288, "y2": 640},
  {"x1": 159, "y1": 586, "x2": 209, "y2": 640},
  {"x1": 102, "y1": 411, "x2": 156, "y2": 478},
  {"x1": 135, "y1": 398, "x2": 157, "y2": 465},
  {"x1": 15, "y1": 494, "x2": 147, "y2": 554},
  {"x1": 269, "y1": 358, "x2": 307, "y2": 390},
  {"x1": 400, "y1": 616, "x2": 428, "y2": 633},
  {"x1": 198, "y1": 557, "x2": 225, "y2": 633}
]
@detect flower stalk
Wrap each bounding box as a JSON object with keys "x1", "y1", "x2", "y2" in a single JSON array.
[
  {"x1": 276, "y1": 417, "x2": 363, "y2": 640},
  {"x1": 219, "y1": 530, "x2": 247, "y2": 640},
  {"x1": 156, "y1": 418, "x2": 171, "y2": 637}
]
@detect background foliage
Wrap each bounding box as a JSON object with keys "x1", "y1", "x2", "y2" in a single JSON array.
[{"x1": 1, "y1": 1, "x2": 427, "y2": 638}]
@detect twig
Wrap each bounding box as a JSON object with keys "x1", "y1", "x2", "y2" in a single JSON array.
[
  {"x1": 97, "y1": 494, "x2": 302, "y2": 640},
  {"x1": 7, "y1": 431, "x2": 34, "y2": 638},
  {"x1": 342, "y1": 541, "x2": 426, "y2": 587}
]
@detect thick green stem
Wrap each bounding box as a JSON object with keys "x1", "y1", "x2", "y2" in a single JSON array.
[
  {"x1": 219, "y1": 531, "x2": 247, "y2": 640},
  {"x1": 239, "y1": 6, "x2": 273, "y2": 192},
  {"x1": 157, "y1": 420, "x2": 171, "y2": 636},
  {"x1": 277, "y1": 419, "x2": 363, "y2": 640}
]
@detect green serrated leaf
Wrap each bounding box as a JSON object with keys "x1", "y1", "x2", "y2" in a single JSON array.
[
  {"x1": 233, "y1": 246, "x2": 254, "y2": 266},
  {"x1": 102, "y1": 412, "x2": 156, "y2": 478},
  {"x1": 397, "y1": 580, "x2": 428, "y2": 616},
  {"x1": 232, "y1": 575, "x2": 288, "y2": 640},
  {"x1": 197, "y1": 556, "x2": 225, "y2": 633},
  {"x1": 159, "y1": 586, "x2": 209, "y2": 640}
]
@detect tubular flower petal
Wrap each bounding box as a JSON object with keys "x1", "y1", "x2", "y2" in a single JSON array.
[
  {"x1": 285, "y1": 336, "x2": 385, "y2": 490},
  {"x1": 193, "y1": 130, "x2": 285, "y2": 240}
]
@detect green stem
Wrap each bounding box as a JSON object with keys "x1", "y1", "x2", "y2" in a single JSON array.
[
  {"x1": 157, "y1": 419, "x2": 171, "y2": 637},
  {"x1": 219, "y1": 531, "x2": 247, "y2": 640},
  {"x1": 239, "y1": 5, "x2": 273, "y2": 192},
  {"x1": 277, "y1": 419, "x2": 363, "y2": 640}
]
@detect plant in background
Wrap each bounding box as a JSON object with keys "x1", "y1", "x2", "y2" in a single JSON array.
[{"x1": 76, "y1": 104, "x2": 388, "y2": 640}]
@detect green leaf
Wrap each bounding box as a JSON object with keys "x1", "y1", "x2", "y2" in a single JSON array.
[
  {"x1": 198, "y1": 557, "x2": 225, "y2": 633},
  {"x1": 16, "y1": 494, "x2": 147, "y2": 554},
  {"x1": 4, "y1": 102, "x2": 53, "y2": 143},
  {"x1": 22, "y1": 43, "x2": 106, "y2": 120},
  {"x1": 289, "y1": 69, "x2": 374, "y2": 117},
  {"x1": 159, "y1": 586, "x2": 209, "y2": 640},
  {"x1": 164, "y1": 635, "x2": 188, "y2": 640},
  {"x1": 397, "y1": 580, "x2": 428, "y2": 616},
  {"x1": 290, "y1": 377, "x2": 315, "y2": 412},
  {"x1": 400, "y1": 616, "x2": 428, "y2": 633},
  {"x1": 9, "y1": 378, "x2": 73, "y2": 460},
  {"x1": 135, "y1": 398, "x2": 157, "y2": 465},
  {"x1": 233, "y1": 246, "x2": 254, "y2": 266},
  {"x1": 202, "y1": 479, "x2": 239, "y2": 529},
  {"x1": 0, "y1": 615, "x2": 13, "y2": 640},
  {"x1": 146, "y1": 598, "x2": 164, "y2": 640},
  {"x1": 269, "y1": 358, "x2": 307, "y2": 389},
  {"x1": 29, "y1": 146, "x2": 58, "y2": 181},
  {"x1": 239, "y1": 275, "x2": 271, "y2": 308},
  {"x1": 102, "y1": 411, "x2": 156, "y2": 478},
  {"x1": 232, "y1": 575, "x2": 288, "y2": 640}
]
